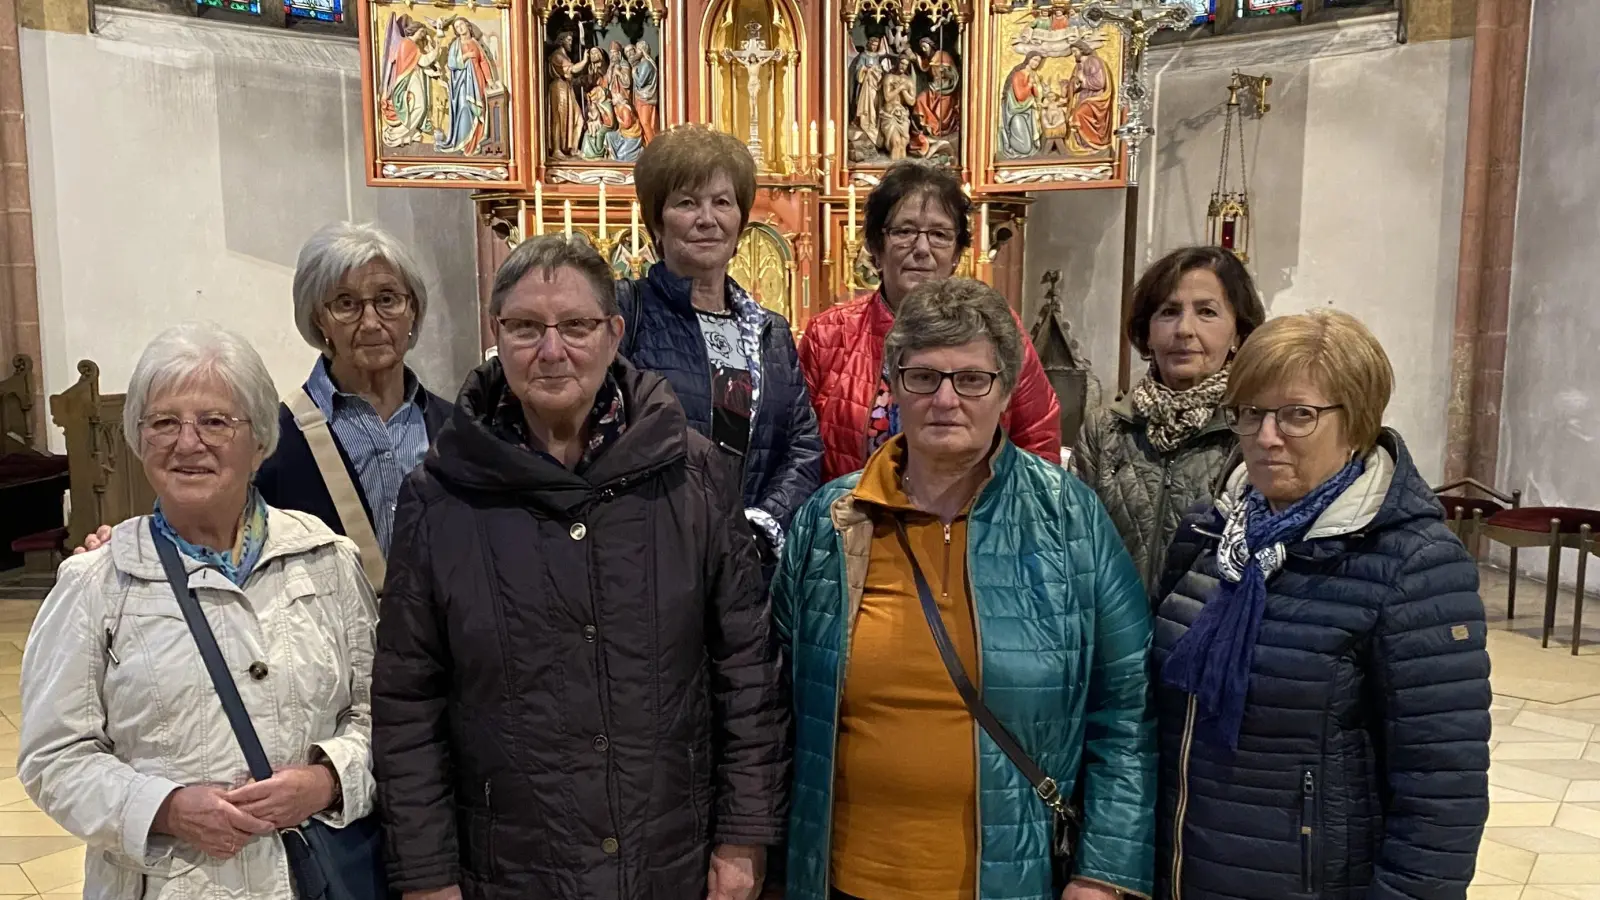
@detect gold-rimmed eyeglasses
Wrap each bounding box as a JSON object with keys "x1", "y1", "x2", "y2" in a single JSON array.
[{"x1": 139, "y1": 414, "x2": 251, "y2": 448}]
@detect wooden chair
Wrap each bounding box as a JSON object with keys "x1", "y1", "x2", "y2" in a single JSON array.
[
  {"x1": 0, "y1": 356, "x2": 70, "y2": 572},
  {"x1": 1481, "y1": 506, "x2": 1600, "y2": 655},
  {"x1": 1433, "y1": 477, "x2": 1522, "y2": 614},
  {"x1": 49, "y1": 360, "x2": 155, "y2": 549}
]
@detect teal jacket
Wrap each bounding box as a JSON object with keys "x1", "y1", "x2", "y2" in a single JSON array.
[{"x1": 774, "y1": 440, "x2": 1157, "y2": 900}]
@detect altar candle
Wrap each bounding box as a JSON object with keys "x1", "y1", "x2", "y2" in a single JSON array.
[
  {"x1": 826, "y1": 119, "x2": 835, "y2": 153},
  {"x1": 534, "y1": 181, "x2": 545, "y2": 235},
  {"x1": 791, "y1": 121, "x2": 800, "y2": 158},
  {"x1": 598, "y1": 181, "x2": 608, "y2": 240},
  {"x1": 631, "y1": 201, "x2": 641, "y2": 256},
  {"x1": 563, "y1": 200, "x2": 573, "y2": 238},
  {"x1": 848, "y1": 185, "x2": 857, "y2": 235},
  {"x1": 822, "y1": 203, "x2": 831, "y2": 256},
  {"x1": 810, "y1": 121, "x2": 819, "y2": 158},
  {"x1": 981, "y1": 202, "x2": 990, "y2": 256}
]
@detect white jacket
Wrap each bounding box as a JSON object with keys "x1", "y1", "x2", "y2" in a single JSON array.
[{"x1": 18, "y1": 508, "x2": 378, "y2": 900}]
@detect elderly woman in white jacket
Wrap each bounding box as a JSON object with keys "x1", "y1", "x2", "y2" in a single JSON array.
[{"x1": 18, "y1": 322, "x2": 378, "y2": 899}]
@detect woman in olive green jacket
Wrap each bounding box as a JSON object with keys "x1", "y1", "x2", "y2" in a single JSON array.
[{"x1": 1073, "y1": 247, "x2": 1265, "y2": 594}]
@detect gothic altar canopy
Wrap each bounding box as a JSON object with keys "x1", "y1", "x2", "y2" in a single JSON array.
[{"x1": 355, "y1": 0, "x2": 1196, "y2": 336}]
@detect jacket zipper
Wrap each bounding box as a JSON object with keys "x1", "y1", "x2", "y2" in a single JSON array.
[
  {"x1": 1171, "y1": 695, "x2": 1198, "y2": 899},
  {"x1": 689, "y1": 746, "x2": 702, "y2": 837},
  {"x1": 1300, "y1": 769, "x2": 1317, "y2": 893},
  {"x1": 484, "y1": 778, "x2": 496, "y2": 878},
  {"x1": 961, "y1": 529, "x2": 985, "y2": 900}
]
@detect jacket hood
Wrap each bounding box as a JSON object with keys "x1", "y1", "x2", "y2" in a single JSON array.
[
  {"x1": 109, "y1": 506, "x2": 346, "y2": 587},
  {"x1": 426, "y1": 356, "x2": 689, "y2": 517},
  {"x1": 1216, "y1": 428, "x2": 1440, "y2": 540}
]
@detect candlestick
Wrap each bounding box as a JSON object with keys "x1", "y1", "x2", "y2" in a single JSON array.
[
  {"x1": 810, "y1": 121, "x2": 819, "y2": 158},
  {"x1": 517, "y1": 201, "x2": 527, "y2": 245},
  {"x1": 631, "y1": 201, "x2": 641, "y2": 256},
  {"x1": 848, "y1": 185, "x2": 857, "y2": 235},
  {"x1": 598, "y1": 182, "x2": 608, "y2": 241},
  {"x1": 563, "y1": 200, "x2": 572, "y2": 238},
  {"x1": 981, "y1": 202, "x2": 990, "y2": 256},
  {"x1": 822, "y1": 202, "x2": 831, "y2": 256},
  {"x1": 826, "y1": 119, "x2": 835, "y2": 153},
  {"x1": 534, "y1": 181, "x2": 545, "y2": 235}
]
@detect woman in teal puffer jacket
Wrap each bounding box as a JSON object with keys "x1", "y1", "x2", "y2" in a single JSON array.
[{"x1": 774, "y1": 277, "x2": 1156, "y2": 900}]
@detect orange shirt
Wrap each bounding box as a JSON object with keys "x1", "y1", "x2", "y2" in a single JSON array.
[{"x1": 831, "y1": 440, "x2": 980, "y2": 900}]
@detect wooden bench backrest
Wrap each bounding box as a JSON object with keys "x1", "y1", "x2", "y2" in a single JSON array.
[
  {"x1": 49, "y1": 360, "x2": 155, "y2": 547},
  {"x1": 0, "y1": 355, "x2": 38, "y2": 457}
]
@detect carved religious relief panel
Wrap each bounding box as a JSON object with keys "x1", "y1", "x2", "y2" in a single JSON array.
[
  {"x1": 840, "y1": 0, "x2": 969, "y2": 181},
  {"x1": 981, "y1": 0, "x2": 1125, "y2": 189},
  {"x1": 535, "y1": 0, "x2": 670, "y2": 184},
  {"x1": 360, "y1": 0, "x2": 527, "y2": 187}
]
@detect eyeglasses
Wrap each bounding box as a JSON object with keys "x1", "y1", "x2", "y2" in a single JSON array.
[
  {"x1": 1224, "y1": 404, "x2": 1344, "y2": 438},
  {"x1": 325, "y1": 291, "x2": 412, "y2": 324},
  {"x1": 886, "y1": 226, "x2": 958, "y2": 250},
  {"x1": 496, "y1": 316, "x2": 610, "y2": 346},
  {"x1": 898, "y1": 366, "x2": 1000, "y2": 398},
  {"x1": 140, "y1": 414, "x2": 251, "y2": 448}
]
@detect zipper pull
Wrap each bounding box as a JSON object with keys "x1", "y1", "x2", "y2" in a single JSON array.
[
  {"x1": 104, "y1": 628, "x2": 120, "y2": 666},
  {"x1": 943, "y1": 523, "x2": 951, "y2": 545},
  {"x1": 484, "y1": 779, "x2": 492, "y2": 808},
  {"x1": 1303, "y1": 772, "x2": 1315, "y2": 796}
]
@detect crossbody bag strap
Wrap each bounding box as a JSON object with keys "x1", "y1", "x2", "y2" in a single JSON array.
[
  {"x1": 150, "y1": 519, "x2": 275, "y2": 783},
  {"x1": 285, "y1": 389, "x2": 386, "y2": 593},
  {"x1": 891, "y1": 517, "x2": 1076, "y2": 820}
]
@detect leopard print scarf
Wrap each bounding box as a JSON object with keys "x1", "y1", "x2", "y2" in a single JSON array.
[{"x1": 1130, "y1": 364, "x2": 1230, "y2": 453}]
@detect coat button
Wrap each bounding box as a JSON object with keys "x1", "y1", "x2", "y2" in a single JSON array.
[
  {"x1": 248, "y1": 662, "x2": 269, "y2": 680},
  {"x1": 583, "y1": 625, "x2": 597, "y2": 642},
  {"x1": 593, "y1": 735, "x2": 609, "y2": 752},
  {"x1": 570, "y1": 523, "x2": 587, "y2": 541},
  {"x1": 601, "y1": 837, "x2": 618, "y2": 854}
]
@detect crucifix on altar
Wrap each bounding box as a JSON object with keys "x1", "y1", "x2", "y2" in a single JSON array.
[
  {"x1": 720, "y1": 22, "x2": 788, "y2": 162},
  {"x1": 1081, "y1": 0, "x2": 1199, "y2": 184}
]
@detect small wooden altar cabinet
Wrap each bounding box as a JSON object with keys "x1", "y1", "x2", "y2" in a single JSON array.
[{"x1": 355, "y1": 0, "x2": 1135, "y2": 346}]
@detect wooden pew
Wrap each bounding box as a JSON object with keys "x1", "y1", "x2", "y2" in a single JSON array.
[{"x1": 50, "y1": 360, "x2": 155, "y2": 549}]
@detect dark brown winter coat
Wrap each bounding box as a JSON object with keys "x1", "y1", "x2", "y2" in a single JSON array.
[{"x1": 372, "y1": 357, "x2": 788, "y2": 900}]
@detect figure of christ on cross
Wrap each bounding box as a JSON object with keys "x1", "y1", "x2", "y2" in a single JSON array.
[{"x1": 720, "y1": 22, "x2": 787, "y2": 162}]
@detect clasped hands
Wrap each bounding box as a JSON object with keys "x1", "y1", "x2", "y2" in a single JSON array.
[{"x1": 153, "y1": 764, "x2": 337, "y2": 861}]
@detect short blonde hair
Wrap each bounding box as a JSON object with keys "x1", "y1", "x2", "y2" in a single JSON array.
[
  {"x1": 633, "y1": 125, "x2": 757, "y2": 251},
  {"x1": 1225, "y1": 308, "x2": 1394, "y2": 452}
]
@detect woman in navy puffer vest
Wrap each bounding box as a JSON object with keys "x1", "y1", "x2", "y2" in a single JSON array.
[
  {"x1": 1153, "y1": 309, "x2": 1490, "y2": 900},
  {"x1": 619, "y1": 126, "x2": 821, "y2": 570}
]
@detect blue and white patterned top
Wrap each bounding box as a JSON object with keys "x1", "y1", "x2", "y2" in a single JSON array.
[{"x1": 302, "y1": 357, "x2": 429, "y2": 555}]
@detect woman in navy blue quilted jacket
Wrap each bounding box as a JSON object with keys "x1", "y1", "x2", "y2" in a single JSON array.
[
  {"x1": 619, "y1": 126, "x2": 822, "y2": 572},
  {"x1": 1153, "y1": 309, "x2": 1490, "y2": 900}
]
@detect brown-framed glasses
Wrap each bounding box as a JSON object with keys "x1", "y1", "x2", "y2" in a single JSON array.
[
  {"x1": 140, "y1": 414, "x2": 251, "y2": 448},
  {"x1": 886, "y1": 226, "x2": 958, "y2": 250},
  {"x1": 325, "y1": 291, "x2": 412, "y2": 324},
  {"x1": 1224, "y1": 404, "x2": 1344, "y2": 438},
  {"x1": 899, "y1": 366, "x2": 1000, "y2": 398},
  {"x1": 496, "y1": 316, "x2": 609, "y2": 346}
]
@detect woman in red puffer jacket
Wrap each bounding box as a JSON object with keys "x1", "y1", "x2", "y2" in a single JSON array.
[{"x1": 799, "y1": 161, "x2": 1061, "y2": 481}]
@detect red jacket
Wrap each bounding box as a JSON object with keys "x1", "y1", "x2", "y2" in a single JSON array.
[{"x1": 798, "y1": 290, "x2": 1063, "y2": 482}]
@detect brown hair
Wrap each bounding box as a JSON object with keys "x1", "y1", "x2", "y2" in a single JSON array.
[
  {"x1": 884, "y1": 277, "x2": 1023, "y2": 391},
  {"x1": 490, "y1": 234, "x2": 617, "y2": 317},
  {"x1": 1225, "y1": 308, "x2": 1394, "y2": 452},
  {"x1": 632, "y1": 125, "x2": 757, "y2": 250},
  {"x1": 864, "y1": 160, "x2": 972, "y2": 260},
  {"x1": 1127, "y1": 246, "x2": 1266, "y2": 359}
]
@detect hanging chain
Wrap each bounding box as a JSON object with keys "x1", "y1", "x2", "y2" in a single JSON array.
[
  {"x1": 1236, "y1": 91, "x2": 1250, "y2": 199},
  {"x1": 1215, "y1": 98, "x2": 1234, "y2": 197}
]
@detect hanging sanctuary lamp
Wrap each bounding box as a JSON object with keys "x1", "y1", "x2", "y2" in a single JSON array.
[{"x1": 1207, "y1": 70, "x2": 1270, "y2": 262}]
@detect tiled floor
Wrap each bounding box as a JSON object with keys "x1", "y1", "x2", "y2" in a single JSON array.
[{"x1": 0, "y1": 567, "x2": 1594, "y2": 899}]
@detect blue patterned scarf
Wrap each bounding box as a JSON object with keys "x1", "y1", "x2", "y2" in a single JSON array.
[
  {"x1": 153, "y1": 489, "x2": 269, "y2": 587},
  {"x1": 1162, "y1": 457, "x2": 1366, "y2": 750}
]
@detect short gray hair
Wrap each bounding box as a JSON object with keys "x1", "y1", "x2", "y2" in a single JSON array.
[
  {"x1": 292, "y1": 222, "x2": 431, "y2": 354},
  {"x1": 123, "y1": 322, "x2": 281, "y2": 460},
  {"x1": 490, "y1": 235, "x2": 618, "y2": 318},
  {"x1": 883, "y1": 277, "x2": 1024, "y2": 391}
]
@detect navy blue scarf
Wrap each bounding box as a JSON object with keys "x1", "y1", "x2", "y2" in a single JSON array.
[{"x1": 1162, "y1": 457, "x2": 1366, "y2": 750}]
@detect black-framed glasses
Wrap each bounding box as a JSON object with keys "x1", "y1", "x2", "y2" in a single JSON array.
[
  {"x1": 886, "y1": 225, "x2": 958, "y2": 250},
  {"x1": 496, "y1": 316, "x2": 610, "y2": 346},
  {"x1": 1224, "y1": 404, "x2": 1344, "y2": 438},
  {"x1": 325, "y1": 291, "x2": 412, "y2": 324},
  {"x1": 898, "y1": 366, "x2": 1000, "y2": 398},
  {"x1": 139, "y1": 414, "x2": 251, "y2": 449}
]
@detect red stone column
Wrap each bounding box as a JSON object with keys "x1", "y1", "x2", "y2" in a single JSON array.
[
  {"x1": 1444, "y1": 0, "x2": 1531, "y2": 487},
  {"x1": 0, "y1": 0, "x2": 42, "y2": 447}
]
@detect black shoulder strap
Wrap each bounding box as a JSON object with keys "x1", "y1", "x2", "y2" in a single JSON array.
[
  {"x1": 150, "y1": 519, "x2": 275, "y2": 782},
  {"x1": 891, "y1": 518, "x2": 1076, "y2": 820}
]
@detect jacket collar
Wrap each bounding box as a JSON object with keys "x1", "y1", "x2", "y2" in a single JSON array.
[
  {"x1": 832, "y1": 433, "x2": 1007, "y2": 531},
  {"x1": 110, "y1": 506, "x2": 343, "y2": 590},
  {"x1": 1215, "y1": 431, "x2": 1401, "y2": 540},
  {"x1": 867, "y1": 290, "x2": 896, "y2": 334}
]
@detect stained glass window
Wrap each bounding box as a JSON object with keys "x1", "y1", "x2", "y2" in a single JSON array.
[
  {"x1": 1238, "y1": 0, "x2": 1301, "y2": 14},
  {"x1": 1162, "y1": 0, "x2": 1215, "y2": 23},
  {"x1": 197, "y1": 0, "x2": 261, "y2": 15},
  {"x1": 286, "y1": 0, "x2": 341, "y2": 22}
]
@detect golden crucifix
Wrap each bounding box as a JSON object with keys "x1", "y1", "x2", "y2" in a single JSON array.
[{"x1": 720, "y1": 22, "x2": 788, "y2": 162}]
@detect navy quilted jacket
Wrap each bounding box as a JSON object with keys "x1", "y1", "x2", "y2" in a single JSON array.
[
  {"x1": 1153, "y1": 430, "x2": 1490, "y2": 900},
  {"x1": 776, "y1": 439, "x2": 1157, "y2": 900},
  {"x1": 619, "y1": 263, "x2": 822, "y2": 548}
]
